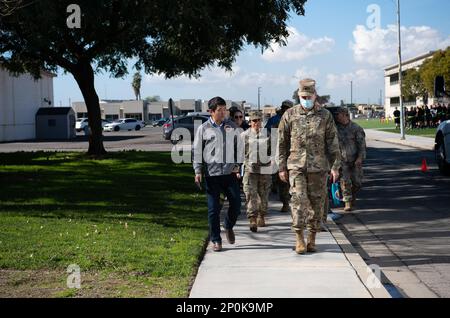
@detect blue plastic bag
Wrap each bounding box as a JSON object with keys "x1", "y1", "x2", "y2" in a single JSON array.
[{"x1": 331, "y1": 182, "x2": 343, "y2": 207}]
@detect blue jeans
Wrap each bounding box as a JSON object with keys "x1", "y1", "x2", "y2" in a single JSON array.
[{"x1": 205, "y1": 174, "x2": 241, "y2": 243}]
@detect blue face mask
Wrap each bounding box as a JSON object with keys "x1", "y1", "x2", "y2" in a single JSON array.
[{"x1": 300, "y1": 98, "x2": 314, "y2": 109}]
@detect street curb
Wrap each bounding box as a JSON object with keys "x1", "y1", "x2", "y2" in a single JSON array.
[
  {"x1": 367, "y1": 137, "x2": 434, "y2": 151},
  {"x1": 326, "y1": 219, "x2": 392, "y2": 298}
]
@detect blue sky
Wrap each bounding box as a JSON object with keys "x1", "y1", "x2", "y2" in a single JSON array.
[{"x1": 54, "y1": 0, "x2": 450, "y2": 107}]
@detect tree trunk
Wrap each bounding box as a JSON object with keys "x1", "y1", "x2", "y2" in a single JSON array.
[{"x1": 72, "y1": 61, "x2": 107, "y2": 156}]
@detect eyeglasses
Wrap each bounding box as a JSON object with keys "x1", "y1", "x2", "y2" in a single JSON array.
[
  {"x1": 251, "y1": 119, "x2": 261, "y2": 123},
  {"x1": 234, "y1": 116, "x2": 243, "y2": 119}
]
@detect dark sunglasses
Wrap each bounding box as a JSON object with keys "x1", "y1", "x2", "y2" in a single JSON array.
[
  {"x1": 234, "y1": 115, "x2": 243, "y2": 119},
  {"x1": 251, "y1": 119, "x2": 261, "y2": 123}
]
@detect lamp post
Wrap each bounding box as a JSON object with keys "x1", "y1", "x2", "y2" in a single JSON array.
[
  {"x1": 397, "y1": 0, "x2": 406, "y2": 140},
  {"x1": 258, "y1": 87, "x2": 262, "y2": 111},
  {"x1": 350, "y1": 81, "x2": 353, "y2": 109}
]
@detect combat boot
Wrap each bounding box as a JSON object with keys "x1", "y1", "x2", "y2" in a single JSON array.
[
  {"x1": 249, "y1": 217, "x2": 257, "y2": 233},
  {"x1": 257, "y1": 215, "x2": 266, "y2": 227},
  {"x1": 344, "y1": 201, "x2": 353, "y2": 212},
  {"x1": 307, "y1": 232, "x2": 316, "y2": 253},
  {"x1": 295, "y1": 231, "x2": 306, "y2": 254},
  {"x1": 281, "y1": 203, "x2": 289, "y2": 212}
]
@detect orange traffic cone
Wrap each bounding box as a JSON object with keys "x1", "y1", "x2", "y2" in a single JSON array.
[{"x1": 421, "y1": 159, "x2": 428, "y2": 173}]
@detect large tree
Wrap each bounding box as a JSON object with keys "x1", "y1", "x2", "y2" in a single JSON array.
[
  {"x1": 420, "y1": 47, "x2": 450, "y2": 98},
  {"x1": 402, "y1": 68, "x2": 427, "y2": 102},
  {"x1": 0, "y1": 0, "x2": 307, "y2": 155}
]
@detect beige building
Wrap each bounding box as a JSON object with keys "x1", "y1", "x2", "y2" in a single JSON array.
[
  {"x1": 73, "y1": 100, "x2": 147, "y2": 122},
  {"x1": 357, "y1": 104, "x2": 384, "y2": 116},
  {"x1": 0, "y1": 67, "x2": 55, "y2": 142},
  {"x1": 73, "y1": 98, "x2": 246, "y2": 123}
]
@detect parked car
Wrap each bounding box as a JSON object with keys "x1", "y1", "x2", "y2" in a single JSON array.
[
  {"x1": 152, "y1": 118, "x2": 168, "y2": 127},
  {"x1": 75, "y1": 118, "x2": 88, "y2": 132},
  {"x1": 163, "y1": 114, "x2": 210, "y2": 144},
  {"x1": 103, "y1": 118, "x2": 145, "y2": 132},
  {"x1": 76, "y1": 118, "x2": 111, "y2": 132},
  {"x1": 435, "y1": 120, "x2": 450, "y2": 175}
]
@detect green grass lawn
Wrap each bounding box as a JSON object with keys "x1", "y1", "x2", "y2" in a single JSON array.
[
  {"x1": 353, "y1": 119, "x2": 436, "y2": 138},
  {"x1": 353, "y1": 119, "x2": 395, "y2": 129},
  {"x1": 0, "y1": 151, "x2": 208, "y2": 297}
]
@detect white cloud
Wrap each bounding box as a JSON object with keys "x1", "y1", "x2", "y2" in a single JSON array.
[
  {"x1": 326, "y1": 69, "x2": 380, "y2": 90},
  {"x1": 145, "y1": 65, "x2": 318, "y2": 88},
  {"x1": 351, "y1": 25, "x2": 450, "y2": 67},
  {"x1": 262, "y1": 27, "x2": 335, "y2": 62},
  {"x1": 145, "y1": 65, "x2": 240, "y2": 85}
]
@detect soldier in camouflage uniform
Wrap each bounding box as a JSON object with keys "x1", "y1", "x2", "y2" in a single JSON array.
[
  {"x1": 265, "y1": 100, "x2": 294, "y2": 212},
  {"x1": 242, "y1": 111, "x2": 272, "y2": 232},
  {"x1": 334, "y1": 107, "x2": 366, "y2": 212},
  {"x1": 278, "y1": 79, "x2": 341, "y2": 254}
]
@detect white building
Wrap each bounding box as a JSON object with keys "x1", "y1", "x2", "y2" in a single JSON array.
[
  {"x1": 384, "y1": 51, "x2": 437, "y2": 118},
  {"x1": 0, "y1": 67, "x2": 55, "y2": 142}
]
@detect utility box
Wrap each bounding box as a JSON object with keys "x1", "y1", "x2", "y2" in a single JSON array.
[{"x1": 35, "y1": 107, "x2": 76, "y2": 140}]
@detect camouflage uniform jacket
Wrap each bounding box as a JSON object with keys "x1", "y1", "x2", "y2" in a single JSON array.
[
  {"x1": 241, "y1": 129, "x2": 271, "y2": 174},
  {"x1": 336, "y1": 122, "x2": 366, "y2": 164},
  {"x1": 278, "y1": 105, "x2": 341, "y2": 173}
]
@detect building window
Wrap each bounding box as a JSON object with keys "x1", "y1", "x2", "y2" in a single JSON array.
[
  {"x1": 48, "y1": 119, "x2": 56, "y2": 127},
  {"x1": 105, "y1": 114, "x2": 119, "y2": 121},
  {"x1": 124, "y1": 113, "x2": 142, "y2": 120},
  {"x1": 148, "y1": 114, "x2": 162, "y2": 121},
  {"x1": 77, "y1": 112, "x2": 88, "y2": 119},
  {"x1": 390, "y1": 73, "x2": 399, "y2": 85}
]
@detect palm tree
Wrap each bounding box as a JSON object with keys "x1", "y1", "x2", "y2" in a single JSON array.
[{"x1": 132, "y1": 72, "x2": 142, "y2": 101}]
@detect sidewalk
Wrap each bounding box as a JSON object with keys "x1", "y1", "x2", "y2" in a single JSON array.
[
  {"x1": 365, "y1": 129, "x2": 435, "y2": 151},
  {"x1": 189, "y1": 196, "x2": 391, "y2": 298}
]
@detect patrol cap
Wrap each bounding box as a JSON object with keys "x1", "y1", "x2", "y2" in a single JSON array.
[
  {"x1": 281, "y1": 100, "x2": 294, "y2": 110},
  {"x1": 298, "y1": 78, "x2": 316, "y2": 97},
  {"x1": 249, "y1": 111, "x2": 263, "y2": 121}
]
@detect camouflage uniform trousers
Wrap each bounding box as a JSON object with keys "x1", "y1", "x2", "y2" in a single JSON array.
[
  {"x1": 341, "y1": 162, "x2": 363, "y2": 202},
  {"x1": 243, "y1": 173, "x2": 271, "y2": 219},
  {"x1": 289, "y1": 170, "x2": 328, "y2": 233},
  {"x1": 322, "y1": 195, "x2": 330, "y2": 223},
  {"x1": 271, "y1": 173, "x2": 291, "y2": 204}
]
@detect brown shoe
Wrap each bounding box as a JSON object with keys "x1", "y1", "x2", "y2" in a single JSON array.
[
  {"x1": 212, "y1": 242, "x2": 222, "y2": 252},
  {"x1": 281, "y1": 203, "x2": 289, "y2": 212},
  {"x1": 225, "y1": 228, "x2": 235, "y2": 244},
  {"x1": 257, "y1": 216, "x2": 266, "y2": 227},
  {"x1": 249, "y1": 217, "x2": 257, "y2": 233},
  {"x1": 295, "y1": 231, "x2": 306, "y2": 254},
  {"x1": 344, "y1": 201, "x2": 353, "y2": 212},
  {"x1": 307, "y1": 232, "x2": 316, "y2": 253}
]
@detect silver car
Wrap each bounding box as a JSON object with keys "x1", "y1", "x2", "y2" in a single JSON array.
[{"x1": 435, "y1": 120, "x2": 450, "y2": 175}]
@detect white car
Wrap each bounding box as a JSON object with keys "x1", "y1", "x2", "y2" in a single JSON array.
[
  {"x1": 435, "y1": 120, "x2": 450, "y2": 175},
  {"x1": 103, "y1": 118, "x2": 145, "y2": 132},
  {"x1": 75, "y1": 118, "x2": 89, "y2": 132},
  {"x1": 76, "y1": 118, "x2": 111, "y2": 132}
]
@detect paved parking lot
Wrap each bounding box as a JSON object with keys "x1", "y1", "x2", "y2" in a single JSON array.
[{"x1": 0, "y1": 127, "x2": 175, "y2": 152}]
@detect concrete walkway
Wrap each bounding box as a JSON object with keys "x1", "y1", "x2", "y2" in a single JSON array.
[
  {"x1": 189, "y1": 197, "x2": 391, "y2": 298},
  {"x1": 365, "y1": 129, "x2": 435, "y2": 151}
]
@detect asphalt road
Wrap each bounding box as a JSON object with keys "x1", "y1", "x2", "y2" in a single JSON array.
[{"x1": 335, "y1": 139, "x2": 450, "y2": 298}]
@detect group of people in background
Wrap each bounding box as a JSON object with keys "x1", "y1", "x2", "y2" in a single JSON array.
[
  {"x1": 393, "y1": 104, "x2": 450, "y2": 130},
  {"x1": 193, "y1": 79, "x2": 366, "y2": 254}
]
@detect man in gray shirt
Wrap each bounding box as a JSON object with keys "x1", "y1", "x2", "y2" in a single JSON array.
[{"x1": 193, "y1": 97, "x2": 242, "y2": 252}]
